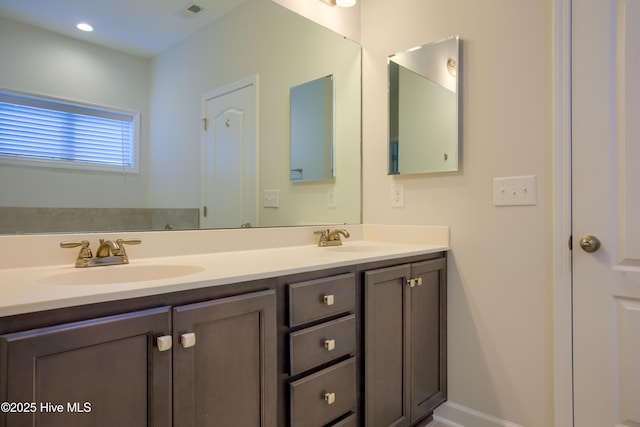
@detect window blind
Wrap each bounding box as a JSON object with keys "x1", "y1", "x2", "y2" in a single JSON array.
[{"x1": 0, "y1": 92, "x2": 137, "y2": 172}]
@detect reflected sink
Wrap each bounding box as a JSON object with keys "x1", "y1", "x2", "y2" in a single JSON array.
[{"x1": 40, "y1": 264, "x2": 205, "y2": 286}]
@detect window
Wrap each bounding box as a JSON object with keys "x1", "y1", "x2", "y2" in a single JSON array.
[{"x1": 0, "y1": 91, "x2": 139, "y2": 172}]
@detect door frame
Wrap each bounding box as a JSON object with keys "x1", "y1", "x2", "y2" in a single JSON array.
[
  {"x1": 200, "y1": 76, "x2": 259, "y2": 228},
  {"x1": 552, "y1": 0, "x2": 573, "y2": 425}
]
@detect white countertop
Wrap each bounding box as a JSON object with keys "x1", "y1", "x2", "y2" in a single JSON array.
[{"x1": 0, "y1": 225, "x2": 449, "y2": 317}]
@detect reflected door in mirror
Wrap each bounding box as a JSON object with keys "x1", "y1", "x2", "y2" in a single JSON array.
[{"x1": 203, "y1": 81, "x2": 257, "y2": 229}]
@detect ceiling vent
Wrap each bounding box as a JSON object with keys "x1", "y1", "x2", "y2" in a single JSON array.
[{"x1": 179, "y1": 4, "x2": 205, "y2": 18}]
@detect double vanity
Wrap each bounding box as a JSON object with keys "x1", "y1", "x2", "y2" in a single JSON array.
[{"x1": 0, "y1": 225, "x2": 448, "y2": 427}]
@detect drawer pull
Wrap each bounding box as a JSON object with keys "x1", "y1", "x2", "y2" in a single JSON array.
[
  {"x1": 324, "y1": 339, "x2": 336, "y2": 351},
  {"x1": 181, "y1": 332, "x2": 196, "y2": 348},
  {"x1": 324, "y1": 392, "x2": 336, "y2": 405},
  {"x1": 407, "y1": 277, "x2": 423, "y2": 287},
  {"x1": 156, "y1": 335, "x2": 173, "y2": 351},
  {"x1": 323, "y1": 294, "x2": 335, "y2": 306}
]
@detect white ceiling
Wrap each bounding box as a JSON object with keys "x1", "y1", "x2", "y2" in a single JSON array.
[{"x1": 0, "y1": 0, "x2": 246, "y2": 58}]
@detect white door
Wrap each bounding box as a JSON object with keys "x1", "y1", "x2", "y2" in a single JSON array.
[
  {"x1": 572, "y1": 0, "x2": 640, "y2": 425},
  {"x1": 202, "y1": 80, "x2": 257, "y2": 229}
]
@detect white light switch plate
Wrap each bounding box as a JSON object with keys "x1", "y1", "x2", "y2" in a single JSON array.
[
  {"x1": 493, "y1": 175, "x2": 537, "y2": 206},
  {"x1": 263, "y1": 189, "x2": 279, "y2": 208}
]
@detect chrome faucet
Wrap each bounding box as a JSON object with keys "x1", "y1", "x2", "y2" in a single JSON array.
[
  {"x1": 61, "y1": 238, "x2": 141, "y2": 268},
  {"x1": 314, "y1": 228, "x2": 350, "y2": 247}
]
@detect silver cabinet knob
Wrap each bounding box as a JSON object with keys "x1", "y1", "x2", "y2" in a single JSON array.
[
  {"x1": 324, "y1": 339, "x2": 336, "y2": 351},
  {"x1": 579, "y1": 235, "x2": 601, "y2": 253},
  {"x1": 323, "y1": 294, "x2": 335, "y2": 306},
  {"x1": 181, "y1": 332, "x2": 196, "y2": 348},
  {"x1": 156, "y1": 335, "x2": 173, "y2": 352},
  {"x1": 324, "y1": 392, "x2": 336, "y2": 405}
]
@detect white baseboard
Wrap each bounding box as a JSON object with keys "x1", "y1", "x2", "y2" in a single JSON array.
[{"x1": 433, "y1": 402, "x2": 524, "y2": 427}]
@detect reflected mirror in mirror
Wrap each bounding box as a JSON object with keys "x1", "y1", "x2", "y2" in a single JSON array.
[
  {"x1": 388, "y1": 35, "x2": 460, "y2": 175},
  {"x1": 290, "y1": 75, "x2": 334, "y2": 182},
  {"x1": 0, "y1": 0, "x2": 361, "y2": 234}
]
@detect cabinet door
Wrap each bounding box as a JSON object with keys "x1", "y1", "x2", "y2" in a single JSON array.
[
  {"x1": 410, "y1": 258, "x2": 447, "y2": 421},
  {"x1": 364, "y1": 264, "x2": 411, "y2": 427},
  {"x1": 0, "y1": 307, "x2": 172, "y2": 427},
  {"x1": 172, "y1": 289, "x2": 277, "y2": 427}
]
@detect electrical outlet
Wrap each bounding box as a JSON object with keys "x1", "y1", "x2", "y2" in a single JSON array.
[
  {"x1": 391, "y1": 184, "x2": 405, "y2": 208},
  {"x1": 263, "y1": 189, "x2": 279, "y2": 208},
  {"x1": 326, "y1": 187, "x2": 337, "y2": 208},
  {"x1": 493, "y1": 175, "x2": 537, "y2": 206}
]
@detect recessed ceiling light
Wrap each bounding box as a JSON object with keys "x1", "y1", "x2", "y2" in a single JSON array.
[{"x1": 76, "y1": 22, "x2": 94, "y2": 32}]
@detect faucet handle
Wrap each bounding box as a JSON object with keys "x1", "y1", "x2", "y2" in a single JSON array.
[
  {"x1": 117, "y1": 238, "x2": 141, "y2": 255},
  {"x1": 60, "y1": 240, "x2": 92, "y2": 259},
  {"x1": 117, "y1": 238, "x2": 142, "y2": 246},
  {"x1": 313, "y1": 229, "x2": 330, "y2": 246},
  {"x1": 115, "y1": 238, "x2": 141, "y2": 255}
]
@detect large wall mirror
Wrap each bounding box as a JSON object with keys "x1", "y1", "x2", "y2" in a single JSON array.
[
  {"x1": 388, "y1": 35, "x2": 460, "y2": 175},
  {"x1": 0, "y1": 0, "x2": 361, "y2": 234}
]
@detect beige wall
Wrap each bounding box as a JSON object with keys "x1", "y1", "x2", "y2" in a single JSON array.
[
  {"x1": 272, "y1": 0, "x2": 361, "y2": 43},
  {"x1": 361, "y1": 1, "x2": 553, "y2": 426},
  {"x1": 0, "y1": 16, "x2": 151, "y2": 208}
]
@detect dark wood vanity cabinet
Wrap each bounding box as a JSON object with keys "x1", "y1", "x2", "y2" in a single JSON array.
[
  {"x1": 0, "y1": 251, "x2": 446, "y2": 427},
  {"x1": 364, "y1": 257, "x2": 447, "y2": 427},
  {"x1": 173, "y1": 290, "x2": 277, "y2": 427},
  {"x1": 0, "y1": 289, "x2": 277, "y2": 427},
  {"x1": 285, "y1": 273, "x2": 358, "y2": 427},
  {"x1": 0, "y1": 307, "x2": 173, "y2": 427}
]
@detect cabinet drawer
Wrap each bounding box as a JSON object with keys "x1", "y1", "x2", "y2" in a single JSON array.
[
  {"x1": 329, "y1": 412, "x2": 357, "y2": 427},
  {"x1": 288, "y1": 273, "x2": 355, "y2": 327},
  {"x1": 290, "y1": 357, "x2": 357, "y2": 427},
  {"x1": 289, "y1": 314, "x2": 356, "y2": 375}
]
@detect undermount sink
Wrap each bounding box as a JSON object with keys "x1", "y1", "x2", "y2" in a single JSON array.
[{"x1": 40, "y1": 264, "x2": 205, "y2": 286}]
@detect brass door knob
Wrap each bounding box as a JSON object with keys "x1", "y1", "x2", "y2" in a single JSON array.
[{"x1": 579, "y1": 235, "x2": 601, "y2": 253}]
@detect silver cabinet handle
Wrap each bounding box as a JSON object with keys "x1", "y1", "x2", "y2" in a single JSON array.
[
  {"x1": 324, "y1": 392, "x2": 336, "y2": 405},
  {"x1": 324, "y1": 339, "x2": 336, "y2": 351},
  {"x1": 181, "y1": 332, "x2": 196, "y2": 348},
  {"x1": 156, "y1": 335, "x2": 173, "y2": 352},
  {"x1": 323, "y1": 294, "x2": 335, "y2": 306}
]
